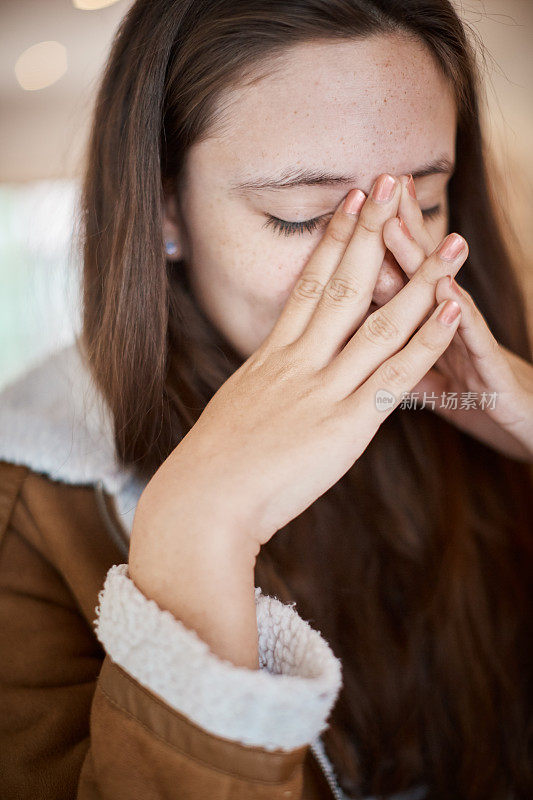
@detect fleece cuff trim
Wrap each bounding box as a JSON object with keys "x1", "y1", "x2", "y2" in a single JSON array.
[{"x1": 94, "y1": 563, "x2": 343, "y2": 752}]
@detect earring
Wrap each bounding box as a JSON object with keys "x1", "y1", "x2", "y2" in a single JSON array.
[{"x1": 165, "y1": 240, "x2": 178, "y2": 256}]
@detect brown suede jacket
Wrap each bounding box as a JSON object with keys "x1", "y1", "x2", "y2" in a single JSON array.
[
  {"x1": 0, "y1": 343, "x2": 342, "y2": 800},
  {"x1": 0, "y1": 343, "x2": 428, "y2": 800}
]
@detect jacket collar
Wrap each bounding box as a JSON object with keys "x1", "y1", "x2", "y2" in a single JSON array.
[{"x1": 0, "y1": 341, "x2": 146, "y2": 537}]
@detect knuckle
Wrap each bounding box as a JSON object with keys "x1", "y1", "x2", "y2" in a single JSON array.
[
  {"x1": 325, "y1": 219, "x2": 351, "y2": 246},
  {"x1": 417, "y1": 328, "x2": 444, "y2": 353},
  {"x1": 361, "y1": 309, "x2": 400, "y2": 344},
  {"x1": 356, "y1": 214, "x2": 381, "y2": 238},
  {"x1": 292, "y1": 275, "x2": 325, "y2": 302},
  {"x1": 258, "y1": 345, "x2": 299, "y2": 383},
  {"x1": 323, "y1": 276, "x2": 362, "y2": 305},
  {"x1": 415, "y1": 266, "x2": 436, "y2": 289},
  {"x1": 273, "y1": 358, "x2": 297, "y2": 383},
  {"x1": 380, "y1": 359, "x2": 410, "y2": 386}
]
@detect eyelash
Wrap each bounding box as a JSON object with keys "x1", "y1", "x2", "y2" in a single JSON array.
[{"x1": 264, "y1": 205, "x2": 443, "y2": 237}]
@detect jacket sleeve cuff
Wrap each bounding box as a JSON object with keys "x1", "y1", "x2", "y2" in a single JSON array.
[{"x1": 93, "y1": 563, "x2": 342, "y2": 752}]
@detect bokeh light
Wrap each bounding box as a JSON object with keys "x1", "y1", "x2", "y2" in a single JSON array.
[{"x1": 14, "y1": 41, "x2": 67, "y2": 92}]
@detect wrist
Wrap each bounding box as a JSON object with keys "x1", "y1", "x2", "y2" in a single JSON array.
[
  {"x1": 133, "y1": 462, "x2": 259, "y2": 549},
  {"x1": 128, "y1": 498, "x2": 260, "y2": 670}
]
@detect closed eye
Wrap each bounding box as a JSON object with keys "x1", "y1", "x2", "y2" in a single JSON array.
[{"x1": 263, "y1": 204, "x2": 443, "y2": 237}]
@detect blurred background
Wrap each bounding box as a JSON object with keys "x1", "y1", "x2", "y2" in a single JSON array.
[{"x1": 0, "y1": 0, "x2": 532, "y2": 389}]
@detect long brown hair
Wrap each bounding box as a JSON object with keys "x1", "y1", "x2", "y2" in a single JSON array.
[{"x1": 79, "y1": 2, "x2": 533, "y2": 797}]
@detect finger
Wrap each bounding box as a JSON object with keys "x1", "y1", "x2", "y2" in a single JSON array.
[
  {"x1": 382, "y1": 214, "x2": 427, "y2": 276},
  {"x1": 263, "y1": 187, "x2": 367, "y2": 350},
  {"x1": 323, "y1": 232, "x2": 468, "y2": 395},
  {"x1": 293, "y1": 174, "x2": 403, "y2": 364},
  {"x1": 339, "y1": 298, "x2": 462, "y2": 442},
  {"x1": 432, "y1": 345, "x2": 464, "y2": 380},
  {"x1": 499, "y1": 344, "x2": 533, "y2": 394},
  {"x1": 435, "y1": 276, "x2": 511, "y2": 372},
  {"x1": 411, "y1": 366, "x2": 449, "y2": 398},
  {"x1": 397, "y1": 174, "x2": 438, "y2": 256},
  {"x1": 407, "y1": 368, "x2": 531, "y2": 460},
  {"x1": 382, "y1": 216, "x2": 467, "y2": 332}
]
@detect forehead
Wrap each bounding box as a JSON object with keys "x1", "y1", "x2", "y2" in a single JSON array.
[{"x1": 190, "y1": 33, "x2": 456, "y2": 192}]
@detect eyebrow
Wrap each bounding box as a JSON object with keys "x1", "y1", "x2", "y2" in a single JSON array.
[{"x1": 230, "y1": 156, "x2": 455, "y2": 193}]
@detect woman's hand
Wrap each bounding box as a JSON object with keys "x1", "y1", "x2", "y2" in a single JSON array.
[
  {"x1": 382, "y1": 176, "x2": 533, "y2": 463},
  {"x1": 134, "y1": 173, "x2": 468, "y2": 550},
  {"x1": 129, "y1": 173, "x2": 468, "y2": 667}
]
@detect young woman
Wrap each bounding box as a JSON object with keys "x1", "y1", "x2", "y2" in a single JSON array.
[{"x1": 0, "y1": 1, "x2": 532, "y2": 798}]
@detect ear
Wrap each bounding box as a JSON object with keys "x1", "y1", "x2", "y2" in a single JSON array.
[{"x1": 161, "y1": 190, "x2": 186, "y2": 260}]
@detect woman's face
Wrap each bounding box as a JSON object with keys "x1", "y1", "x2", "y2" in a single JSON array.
[{"x1": 164, "y1": 33, "x2": 457, "y2": 359}]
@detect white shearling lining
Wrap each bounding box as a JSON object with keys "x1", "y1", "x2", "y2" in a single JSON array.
[
  {"x1": 94, "y1": 563, "x2": 343, "y2": 752},
  {"x1": 0, "y1": 342, "x2": 152, "y2": 536}
]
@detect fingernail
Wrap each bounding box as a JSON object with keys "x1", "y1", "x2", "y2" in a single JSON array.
[
  {"x1": 343, "y1": 188, "x2": 366, "y2": 215},
  {"x1": 372, "y1": 174, "x2": 396, "y2": 203},
  {"x1": 437, "y1": 299, "x2": 461, "y2": 325},
  {"x1": 398, "y1": 216, "x2": 414, "y2": 240},
  {"x1": 407, "y1": 174, "x2": 417, "y2": 200},
  {"x1": 438, "y1": 233, "x2": 466, "y2": 261}
]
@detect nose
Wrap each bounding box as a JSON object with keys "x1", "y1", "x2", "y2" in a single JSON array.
[{"x1": 371, "y1": 250, "x2": 408, "y2": 307}]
